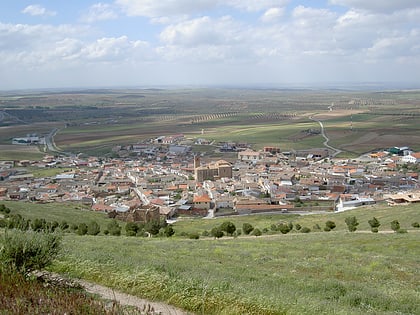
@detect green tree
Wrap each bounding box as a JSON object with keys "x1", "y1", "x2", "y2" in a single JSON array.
[
  {"x1": 211, "y1": 226, "x2": 224, "y2": 239},
  {"x1": 325, "y1": 220, "x2": 336, "y2": 230},
  {"x1": 145, "y1": 220, "x2": 161, "y2": 235},
  {"x1": 164, "y1": 225, "x2": 175, "y2": 237},
  {"x1": 368, "y1": 217, "x2": 381, "y2": 233},
  {"x1": 345, "y1": 216, "x2": 359, "y2": 232},
  {"x1": 77, "y1": 223, "x2": 88, "y2": 235},
  {"x1": 107, "y1": 220, "x2": 121, "y2": 236},
  {"x1": 391, "y1": 220, "x2": 400, "y2": 232},
  {"x1": 87, "y1": 221, "x2": 100, "y2": 236},
  {"x1": 220, "y1": 221, "x2": 236, "y2": 236},
  {"x1": 278, "y1": 223, "x2": 291, "y2": 234},
  {"x1": 242, "y1": 223, "x2": 254, "y2": 235},
  {"x1": 125, "y1": 222, "x2": 139, "y2": 236}
]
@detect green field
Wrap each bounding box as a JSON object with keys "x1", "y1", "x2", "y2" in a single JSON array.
[
  {"x1": 1, "y1": 88, "x2": 419, "y2": 159},
  {"x1": 2, "y1": 201, "x2": 419, "y2": 314}
]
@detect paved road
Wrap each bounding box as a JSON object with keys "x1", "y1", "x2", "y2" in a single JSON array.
[{"x1": 310, "y1": 116, "x2": 342, "y2": 157}]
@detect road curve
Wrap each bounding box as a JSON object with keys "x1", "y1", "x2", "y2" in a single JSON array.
[{"x1": 310, "y1": 116, "x2": 342, "y2": 157}]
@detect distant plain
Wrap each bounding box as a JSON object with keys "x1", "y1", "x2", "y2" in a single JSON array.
[{"x1": 1, "y1": 88, "x2": 419, "y2": 159}]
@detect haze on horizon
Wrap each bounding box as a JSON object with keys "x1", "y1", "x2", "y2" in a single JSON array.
[{"x1": 1, "y1": 0, "x2": 419, "y2": 90}]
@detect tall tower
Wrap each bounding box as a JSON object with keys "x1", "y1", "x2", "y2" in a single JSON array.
[{"x1": 194, "y1": 155, "x2": 200, "y2": 169}]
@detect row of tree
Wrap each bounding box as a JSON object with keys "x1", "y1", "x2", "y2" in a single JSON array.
[{"x1": 0, "y1": 212, "x2": 175, "y2": 238}]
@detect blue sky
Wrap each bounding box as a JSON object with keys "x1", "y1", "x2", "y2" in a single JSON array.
[{"x1": 1, "y1": 0, "x2": 419, "y2": 89}]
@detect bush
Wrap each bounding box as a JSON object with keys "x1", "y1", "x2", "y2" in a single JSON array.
[
  {"x1": 368, "y1": 217, "x2": 381, "y2": 230},
  {"x1": 125, "y1": 222, "x2": 139, "y2": 236},
  {"x1": 0, "y1": 230, "x2": 61, "y2": 274},
  {"x1": 391, "y1": 220, "x2": 400, "y2": 232},
  {"x1": 211, "y1": 226, "x2": 224, "y2": 239},
  {"x1": 371, "y1": 227, "x2": 379, "y2": 233},
  {"x1": 325, "y1": 220, "x2": 336, "y2": 230},
  {"x1": 251, "y1": 228, "x2": 262, "y2": 237},
  {"x1": 188, "y1": 232, "x2": 200, "y2": 239},
  {"x1": 345, "y1": 216, "x2": 359, "y2": 232},
  {"x1": 87, "y1": 221, "x2": 100, "y2": 236},
  {"x1": 220, "y1": 221, "x2": 236, "y2": 236},
  {"x1": 242, "y1": 223, "x2": 254, "y2": 235},
  {"x1": 107, "y1": 220, "x2": 121, "y2": 236},
  {"x1": 278, "y1": 223, "x2": 291, "y2": 234},
  {"x1": 411, "y1": 222, "x2": 419, "y2": 228},
  {"x1": 202, "y1": 230, "x2": 210, "y2": 237},
  {"x1": 295, "y1": 223, "x2": 302, "y2": 231},
  {"x1": 164, "y1": 225, "x2": 175, "y2": 237},
  {"x1": 324, "y1": 226, "x2": 331, "y2": 232},
  {"x1": 300, "y1": 227, "x2": 311, "y2": 233},
  {"x1": 396, "y1": 229, "x2": 408, "y2": 234},
  {"x1": 77, "y1": 223, "x2": 88, "y2": 236}
]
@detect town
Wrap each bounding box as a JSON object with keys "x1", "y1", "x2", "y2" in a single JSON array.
[{"x1": 1, "y1": 133, "x2": 419, "y2": 225}]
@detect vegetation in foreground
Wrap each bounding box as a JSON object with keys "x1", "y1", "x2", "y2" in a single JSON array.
[{"x1": 1, "y1": 202, "x2": 419, "y2": 314}]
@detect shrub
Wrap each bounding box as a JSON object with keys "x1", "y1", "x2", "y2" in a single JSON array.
[
  {"x1": 242, "y1": 223, "x2": 254, "y2": 235},
  {"x1": 220, "y1": 221, "x2": 236, "y2": 236},
  {"x1": 211, "y1": 226, "x2": 224, "y2": 239},
  {"x1": 325, "y1": 220, "x2": 336, "y2": 230},
  {"x1": 295, "y1": 223, "x2": 302, "y2": 231},
  {"x1": 251, "y1": 228, "x2": 262, "y2": 237},
  {"x1": 107, "y1": 220, "x2": 121, "y2": 236},
  {"x1": 368, "y1": 217, "x2": 381, "y2": 230},
  {"x1": 31, "y1": 218, "x2": 46, "y2": 232},
  {"x1": 300, "y1": 227, "x2": 311, "y2": 233},
  {"x1": 202, "y1": 230, "x2": 210, "y2": 237},
  {"x1": 391, "y1": 220, "x2": 400, "y2": 232},
  {"x1": 125, "y1": 222, "x2": 139, "y2": 236},
  {"x1": 371, "y1": 227, "x2": 379, "y2": 233},
  {"x1": 164, "y1": 225, "x2": 175, "y2": 237},
  {"x1": 77, "y1": 223, "x2": 88, "y2": 236},
  {"x1": 188, "y1": 232, "x2": 200, "y2": 239},
  {"x1": 87, "y1": 221, "x2": 100, "y2": 236},
  {"x1": 0, "y1": 230, "x2": 61, "y2": 274},
  {"x1": 324, "y1": 226, "x2": 331, "y2": 232},
  {"x1": 278, "y1": 223, "x2": 291, "y2": 234},
  {"x1": 411, "y1": 222, "x2": 419, "y2": 228},
  {"x1": 59, "y1": 220, "x2": 69, "y2": 231},
  {"x1": 396, "y1": 229, "x2": 408, "y2": 234},
  {"x1": 345, "y1": 216, "x2": 359, "y2": 232}
]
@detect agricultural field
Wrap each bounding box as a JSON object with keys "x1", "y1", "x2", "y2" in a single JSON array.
[
  {"x1": 1, "y1": 201, "x2": 419, "y2": 314},
  {"x1": 1, "y1": 88, "x2": 419, "y2": 159}
]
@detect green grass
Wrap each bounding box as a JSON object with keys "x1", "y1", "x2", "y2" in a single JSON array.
[
  {"x1": 2, "y1": 202, "x2": 411, "y2": 315},
  {"x1": 2, "y1": 201, "x2": 420, "y2": 314},
  {"x1": 52, "y1": 230, "x2": 419, "y2": 315},
  {"x1": 1, "y1": 201, "x2": 117, "y2": 233}
]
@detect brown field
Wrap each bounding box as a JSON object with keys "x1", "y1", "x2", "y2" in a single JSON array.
[{"x1": 1, "y1": 88, "x2": 419, "y2": 158}]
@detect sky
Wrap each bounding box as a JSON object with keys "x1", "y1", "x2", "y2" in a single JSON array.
[{"x1": 0, "y1": 0, "x2": 419, "y2": 90}]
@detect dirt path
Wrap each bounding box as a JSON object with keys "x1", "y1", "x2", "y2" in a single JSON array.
[
  {"x1": 35, "y1": 272, "x2": 193, "y2": 315},
  {"x1": 77, "y1": 278, "x2": 193, "y2": 315}
]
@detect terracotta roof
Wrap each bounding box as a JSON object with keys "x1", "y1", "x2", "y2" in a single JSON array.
[{"x1": 193, "y1": 194, "x2": 211, "y2": 203}]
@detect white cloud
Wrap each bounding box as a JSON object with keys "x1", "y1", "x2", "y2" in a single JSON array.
[
  {"x1": 226, "y1": 0, "x2": 289, "y2": 12},
  {"x1": 261, "y1": 7, "x2": 284, "y2": 23},
  {"x1": 329, "y1": 0, "x2": 420, "y2": 13},
  {"x1": 115, "y1": 0, "x2": 216, "y2": 18},
  {"x1": 81, "y1": 3, "x2": 118, "y2": 23},
  {"x1": 160, "y1": 16, "x2": 241, "y2": 46},
  {"x1": 22, "y1": 4, "x2": 56, "y2": 17}
]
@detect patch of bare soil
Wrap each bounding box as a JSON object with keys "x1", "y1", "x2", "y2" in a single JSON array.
[
  {"x1": 35, "y1": 272, "x2": 193, "y2": 315},
  {"x1": 78, "y1": 279, "x2": 192, "y2": 315}
]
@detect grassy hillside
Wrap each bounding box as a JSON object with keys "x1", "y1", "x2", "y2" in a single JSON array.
[{"x1": 2, "y1": 201, "x2": 419, "y2": 314}]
